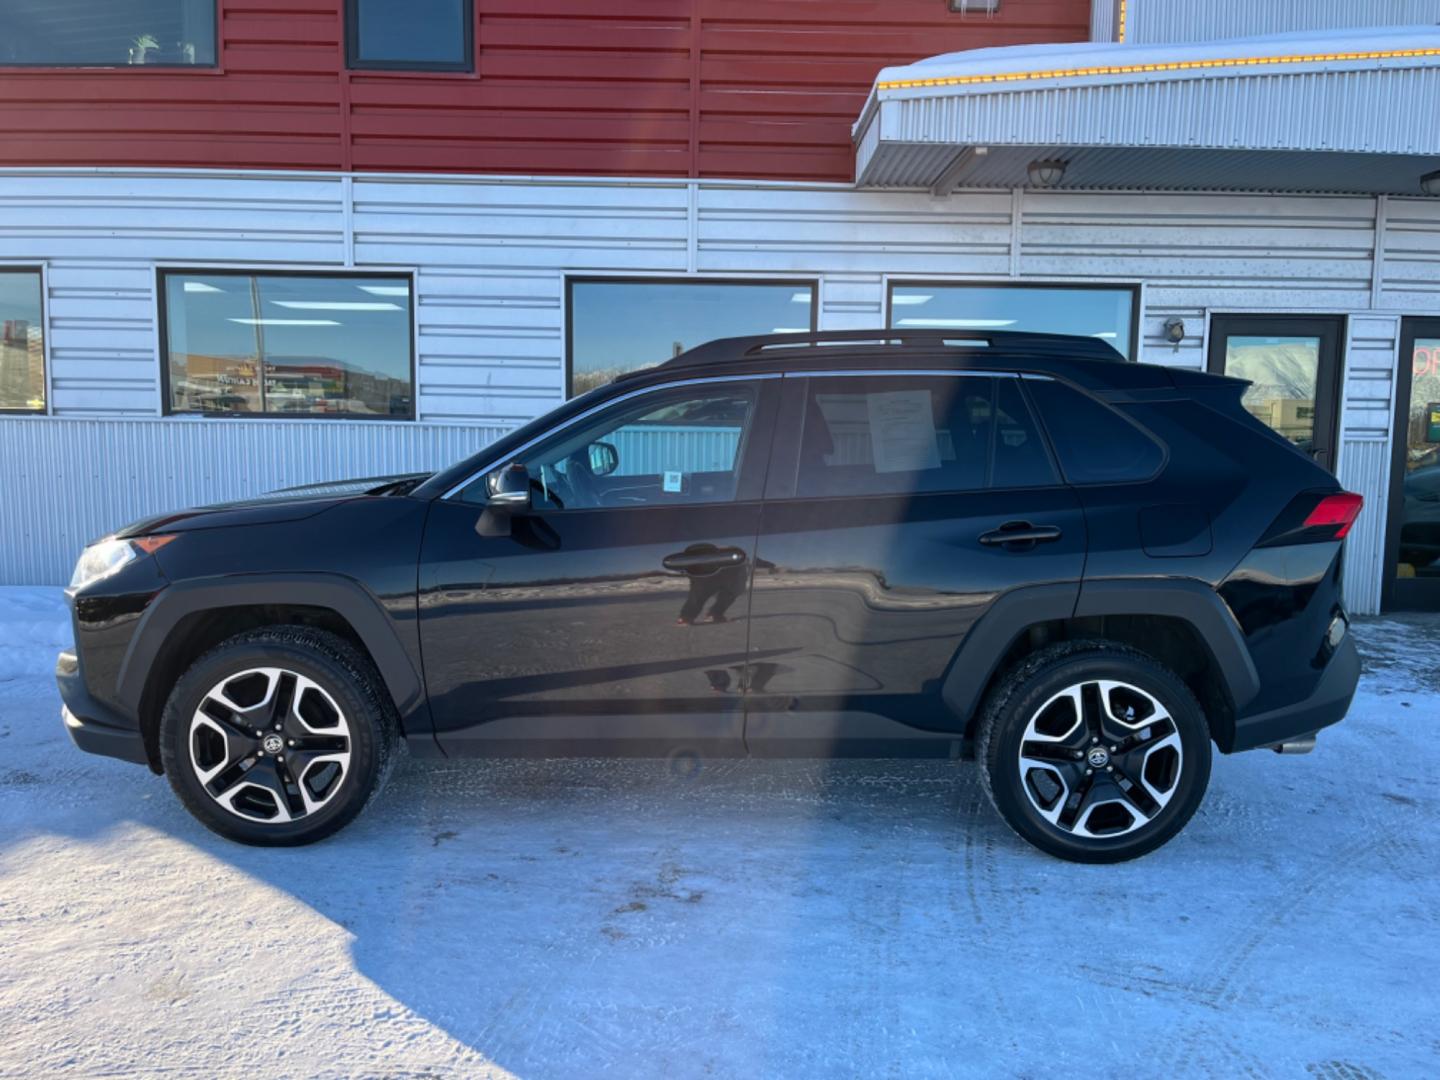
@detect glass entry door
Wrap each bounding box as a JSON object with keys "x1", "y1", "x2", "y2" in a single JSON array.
[
  {"x1": 1207, "y1": 315, "x2": 1344, "y2": 472},
  {"x1": 1385, "y1": 318, "x2": 1440, "y2": 611}
]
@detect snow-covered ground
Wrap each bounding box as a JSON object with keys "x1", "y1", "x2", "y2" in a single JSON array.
[{"x1": 0, "y1": 585, "x2": 1436, "y2": 1080}]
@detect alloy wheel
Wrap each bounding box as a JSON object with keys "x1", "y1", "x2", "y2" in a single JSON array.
[
  {"x1": 188, "y1": 666, "x2": 352, "y2": 823},
  {"x1": 1016, "y1": 679, "x2": 1184, "y2": 839}
]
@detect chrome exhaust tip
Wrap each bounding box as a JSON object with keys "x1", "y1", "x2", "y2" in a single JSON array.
[{"x1": 1270, "y1": 734, "x2": 1317, "y2": 755}]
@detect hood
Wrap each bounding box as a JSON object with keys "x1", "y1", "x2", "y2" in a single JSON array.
[{"x1": 111, "y1": 472, "x2": 431, "y2": 540}]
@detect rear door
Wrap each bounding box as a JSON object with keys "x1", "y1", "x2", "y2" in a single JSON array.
[{"x1": 743, "y1": 371, "x2": 1087, "y2": 755}]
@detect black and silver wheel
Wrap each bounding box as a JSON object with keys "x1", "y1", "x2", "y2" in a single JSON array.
[
  {"x1": 160, "y1": 627, "x2": 396, "y2": 846},
  {"x1": 978, "y1": 642, "x2": 1211, "y2": 863}
]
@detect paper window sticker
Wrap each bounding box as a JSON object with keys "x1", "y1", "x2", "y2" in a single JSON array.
[
  {"x1": 663, "y1": 471, "x2": 684, "y2": 493},
  {"x1": 866, "y1": 390, "x2": 941, "y2": 473}
]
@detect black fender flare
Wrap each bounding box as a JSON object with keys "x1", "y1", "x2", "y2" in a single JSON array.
[
  {"x1": 940, "y1": 577, "x2": 1260, "y2": 731},
  {"x1": 940, "y1": 582, "x2": 1080, "y2": 728},
  {"x1": 116, "y1": 573, "x2": 429, "y2": 734}
]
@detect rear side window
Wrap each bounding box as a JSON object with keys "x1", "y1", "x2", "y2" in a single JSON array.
[
  {"x1": 1026, "y1": 378, "x2": 1164, "y2": 484},
  {"x1": 794, "y1": 375, "x2": 1057, "y2": 498}
]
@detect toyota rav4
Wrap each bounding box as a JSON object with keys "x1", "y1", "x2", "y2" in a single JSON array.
[{"x1": 57, "y1": 329, "x2": 1363, "y2": 862}]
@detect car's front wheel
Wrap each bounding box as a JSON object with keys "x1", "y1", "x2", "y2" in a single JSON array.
[
  {"x1": 159, "y1": 627, "x2": 396, "y2": 846},
  {"x1": 977, "y1": 642, "x2": 1211, "y2": 863}
]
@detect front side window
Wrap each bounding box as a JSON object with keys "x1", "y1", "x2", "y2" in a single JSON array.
[
  {"x1": 568, "y1": 280, "x2": 816, "y2": 396},
  {"x1": 161, "y1": 272, "x2": 414, "y2": 418},
  {"x1": 462, "y1": 384, "x2": 759, "y2": 509},
  {"x1": 0, "y1": 269, "x2": 45, "y2": 412},
  {"x1": 889, "y1": 283, "x2": 1138, "y2": 360},
  {"x1": 0, "y1": 0, "x2": 216, "y2": 67},
  {"x1": 794, "y1": 375, "x2": 1056, "y2": 499},
  {"x1": 347, "y1": 0, "x2": 472, "y2": 71}
]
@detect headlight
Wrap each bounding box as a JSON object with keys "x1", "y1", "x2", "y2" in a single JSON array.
[{"x1": 68, "y1": 535, "x2": 175, "y2": 592}]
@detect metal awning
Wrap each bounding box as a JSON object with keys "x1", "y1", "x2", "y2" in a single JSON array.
[{"x1": 854, "y1": 26, "x2": 1440, "y2": 195}]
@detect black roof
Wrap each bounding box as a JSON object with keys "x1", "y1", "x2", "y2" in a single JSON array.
[{"x1": 610, "y1": 327, "x2": 1181, "y2": 393}]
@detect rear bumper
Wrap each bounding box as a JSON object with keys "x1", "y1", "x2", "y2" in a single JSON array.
[
  {"x1": 1229, "y1": 633, "x2": 1360, "y2": 753},
  {"x1": 56, "y1": 650, "x2": 149, "y2": 768}
]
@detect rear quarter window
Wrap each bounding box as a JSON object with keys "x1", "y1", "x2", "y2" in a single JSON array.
[{"x1": 1026, "y1": 378, "x2": 1165, "y2": 484}]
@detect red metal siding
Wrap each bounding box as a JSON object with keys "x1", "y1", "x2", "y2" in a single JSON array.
[{"x1": 0, "y1": 0, "x2": 1091, "y2": 181}]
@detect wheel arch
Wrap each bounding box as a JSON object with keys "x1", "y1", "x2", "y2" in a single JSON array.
[
  {"x1": 120, "y1": 575, "x2": 428, "y2": 772},
  {"x1": 943, "y1": 579, "x2": 1260, "y2": 753}
]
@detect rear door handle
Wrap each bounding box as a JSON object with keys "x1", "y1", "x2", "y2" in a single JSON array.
[
  {"x1": 978, "y1": 522, "x2": 1063, "y2": 547},
  {"x1": 662, "y1": 547, "x2": 748, "y2": 574}
]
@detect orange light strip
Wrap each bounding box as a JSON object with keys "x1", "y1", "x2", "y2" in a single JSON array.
[
  {"x1": 1117, "y1": 0, "x2": 1126, "y2": 44},
  {"x1": 876, "y1": 46, "x2": 1440, "y2": 90}
]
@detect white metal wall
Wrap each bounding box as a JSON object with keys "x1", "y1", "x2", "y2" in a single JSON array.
[
  {"x1": 2, "y1": 169, "x2": 1437, "y2": 606},
  {"x1": 1122, "y1": 0, "x2": 1440, "y2": 44}
]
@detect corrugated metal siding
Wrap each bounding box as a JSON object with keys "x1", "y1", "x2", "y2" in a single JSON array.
[
  {"x1": 1125, "y1": 0, "x2": 1440, "y2": 45},
  {"x1": 1338, "y1": 439, "x2": 1394, "y2": 616},
  {"x1": 0, "y1": 416, "x2": 504, "y2": 585},
  {"x1": 3, "y1": 169, "x2": 1439, "y2": 601},
  {"x1": 0, "y1": 0, "x2": 1090, "y2": 185}
]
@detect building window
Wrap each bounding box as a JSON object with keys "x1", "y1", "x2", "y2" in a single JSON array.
[
  {"x1": 0, "y1": 0, "x2": 217, "y2": 68},
  {"x1": 888, "y1": 283, "x2": 1139, "y2": 360},
  {"x1": 567, "y1": 279, "x2": 818, "y2": 396},
  {"x1": 0, "y1": 270, "x2": 45, "y2": 412},
  {"x1": 346, "y1": 0, "x2": 473, "y2": 71},
  {"x1": 160, "y1": 272, "x2": 415, "y2": 419}
]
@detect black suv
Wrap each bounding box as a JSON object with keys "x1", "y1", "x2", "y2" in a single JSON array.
[{"x1": 57, "y1": 329, "x2": 1363, "y2": 862}]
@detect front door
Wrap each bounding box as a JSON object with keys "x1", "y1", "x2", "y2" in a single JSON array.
[
  {"x1": 1384, "y1": 317, "x2": 1440, "y2": 611},
  {"x1": 418, "y1": 376, "x2": 778, "y2": 757},
  {"x1": 1207, "y1": 314, "x2": 1344, "y2": 471},
  {"x1": 742, "y1": 371, "x2": 1086, "y2": 755}
]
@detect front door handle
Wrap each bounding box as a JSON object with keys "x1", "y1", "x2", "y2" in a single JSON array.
[
  {"x1": 662, "y1": 547, "x2": 748, "y2": 574},
  {"x1": 978, "y1": 522, "x2": 1063, "y2": 547}
]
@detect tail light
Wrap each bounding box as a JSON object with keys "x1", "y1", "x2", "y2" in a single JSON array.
[
  {"x1": 1257, "y1": 490, "x2": 1364, "y2": 548},
  {"x1": 1302, "y1": 492, "x2": 1364, "y2": 540}
]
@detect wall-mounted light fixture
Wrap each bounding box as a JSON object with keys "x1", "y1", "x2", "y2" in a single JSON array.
[
  {"x1": 1422, "y1": 169, "x2": 1440, "y2": 196},
  {"x1": 1026, "y1": 159, "x2": 1067, "y2": 188},
  {"x1": 948, "y1": 0, "x2": 1001, "y2": 12},
  {"x1": 1163, "y1": 317, "x2": 1186, "y2": 346}
]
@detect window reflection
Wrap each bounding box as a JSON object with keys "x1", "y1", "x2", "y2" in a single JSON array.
[
  {"x1": 568, "y1": 280, "x2": 816, "y2": 395},
  {"x1": 0, "y1": 0, "x2": 216, "y2": 67},
  {"x1": 348, "y1": 0, "x2": 470, "y2": 69},
  {"x1": 0, "y1": 270, "x2": 45, "y2": 412},
  {"x1": 1397, "y1": 337, "x2": 1440, "y2": 580},
  {"x1": 163, "y1": 273, "x2": 414, "y2": 418},
  {"x1": 1223, "y1": 335, "x2": 1321, "y2": 450},
  {"x1": 888, "y1": 284, "x2": 1136, "y2": 359}
]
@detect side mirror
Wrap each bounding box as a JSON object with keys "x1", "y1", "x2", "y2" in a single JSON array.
[
  {"x1": 588, "y1": 441, "x2": 619, "y2": 477},
  {"x1": 486, "y1": 462, "x2": 531, "y2": 512}
]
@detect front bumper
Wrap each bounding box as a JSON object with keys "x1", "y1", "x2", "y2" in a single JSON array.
[
  {"x1": 56, "y1": 650, "x2": 149, "y2": 767},
  {"x1": 1229, "y1": 633, "x2": 1360, "y2": 753}
]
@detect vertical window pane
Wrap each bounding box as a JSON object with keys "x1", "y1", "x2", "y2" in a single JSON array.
[
  {"x1": 1397, "y1": 337, "x2": 1440, "y2": 580},
  {"x1": 889, "y1": 284, "x2": 1135, "y2": 359},
  {"x1": 0, "y1": 270, "x2": 45, "y2": 411},
  {"x1": 163, "y1": 273, "x2": 414, "y2": 418},
  {"x1": 0, "y1": 0, "x2": 216, "y2": 67},
  {"x1": 795, "y1": 376, "x2": 999, "y2": 498},
  {"x1": 569, "y1": 280, "x2": 815, "y2": 396},
  {"x1": 1223, "y1": 335, "x2": 1321, "y2": 449},
  {"x1": 350, "y1": 0, "x2": 470, "y2": 68}
]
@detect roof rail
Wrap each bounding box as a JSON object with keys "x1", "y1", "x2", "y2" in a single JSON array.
[{"x1": 622, "y1": 327, "x2": 1124, "y2": 380}]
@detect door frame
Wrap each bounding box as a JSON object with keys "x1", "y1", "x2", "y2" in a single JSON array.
[
  {"x1": 1206, "y1": 313, "x2": 1346, "y2": 472},
  {"x1": 1382, "y1": 316, "x2": 1440, "y2": 612}
]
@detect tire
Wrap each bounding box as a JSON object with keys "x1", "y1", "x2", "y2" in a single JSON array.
[
  {"x1": 977, "y1": 641, "x2": 1211, "y2": 863},
  {"x1": 159, "y1": 627, "x2": 397, "y2": 846}
]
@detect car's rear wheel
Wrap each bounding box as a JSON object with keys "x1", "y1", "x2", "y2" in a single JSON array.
[
  {"x1": 159, "y1": 627, "x2": 396, "y2": 846},
  {"x1": 977, "y1": 642, "x2": 1211, "y2": 863}
]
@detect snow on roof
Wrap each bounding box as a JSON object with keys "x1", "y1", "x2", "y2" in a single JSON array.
[{"x1": 875, "y1": 23, "x2": 1440, "y2": 89}]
